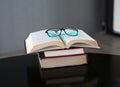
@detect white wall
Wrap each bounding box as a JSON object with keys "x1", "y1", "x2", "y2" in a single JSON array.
[
  {"x1": 0, "y1": 0, "x2": 103, "y2": 54},
  {"x1": 113, "y1": 0, "x2": 120, "y2": 33}
]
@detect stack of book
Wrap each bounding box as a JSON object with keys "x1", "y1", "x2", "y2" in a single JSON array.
[
  {"x1": 37, "y1": 47, "x2": 86, "y2": 68},
  {"x1": 25, "y1": 29, "x2": 99, "y2": 68}
]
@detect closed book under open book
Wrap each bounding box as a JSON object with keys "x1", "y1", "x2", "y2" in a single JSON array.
[
  {"x1": 44, "y1": 47, "x2": 85, "y2": 58},
  {"x1": 25, "y1": 29, "x2": 99, "y2": 54}
]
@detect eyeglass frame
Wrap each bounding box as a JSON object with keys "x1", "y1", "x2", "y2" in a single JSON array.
[{"x1": 45, "y1": 28, "x2": 78, "y2": 37}]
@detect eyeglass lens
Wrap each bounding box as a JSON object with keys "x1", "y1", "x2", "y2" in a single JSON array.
[
  {"x1": 64, "y1": 29, "x2": 78, "y2": 36},
  {"x1": 47, "y1": 29, "x2": 61, "y2": 37}
]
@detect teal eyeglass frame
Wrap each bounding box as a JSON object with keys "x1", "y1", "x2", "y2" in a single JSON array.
[{"x1": 45, "y1": 28, "x2": 78, "y2": 37}]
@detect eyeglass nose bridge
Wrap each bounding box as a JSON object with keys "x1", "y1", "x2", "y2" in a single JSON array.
[
  {"x1": 59, "y1": 28, "x2": 65, "y2": 31},
  {"x1": 59, "y1": 28, "x2": 66, "y2": 34},
  {"x1": 59, "y1": 28, "x2": 67, "y2": 35},
  {"x1": 59, "y1": 28, "x2": 72, "y2": 36}
]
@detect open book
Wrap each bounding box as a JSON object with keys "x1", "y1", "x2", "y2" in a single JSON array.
[{"x1": 25, "y1": 29, "x2": 99, "y2": 54}]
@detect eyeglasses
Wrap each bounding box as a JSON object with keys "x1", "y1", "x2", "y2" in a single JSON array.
[{"x1": 45, "y1": 28, "x2": 78, "y2": 37}]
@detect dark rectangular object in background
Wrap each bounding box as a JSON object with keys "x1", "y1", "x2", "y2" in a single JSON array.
[{"x1": 106, "y1": 0, "x2": 120, "y2": 36}]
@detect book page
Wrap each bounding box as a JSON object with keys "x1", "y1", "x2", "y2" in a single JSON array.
[
  {"x1": 60, "y1": 29, "x2": 99, "y2": 48},
  {"x1": 25, "y1": 35, "x2": 34, "y2": 53},
  {"x1": 26, "y1": 30, "x2": 64, "y2": 53},
  {"x1": 31, "y1": 30, "x2": 60, "y2": 44}
]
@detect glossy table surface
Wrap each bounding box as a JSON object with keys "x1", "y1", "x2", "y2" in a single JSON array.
[{"x1": 0, "y1": 53, "x2": 120, "y2": 87}]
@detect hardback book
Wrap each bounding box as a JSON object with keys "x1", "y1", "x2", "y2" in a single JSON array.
[
  {"x1": 37, "y1": 52, "x2": 87, "y2": 69},
  {"x1": 44, "y1": 47, "x2": 85, "y2": 58},
  {"x1": 25, "y1": 29, "x2": 99, "y2": 54}
]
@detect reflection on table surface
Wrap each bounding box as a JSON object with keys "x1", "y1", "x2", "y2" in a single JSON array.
[{"x1": 0, "y1": 53, "x2": 120, "y2": 87}]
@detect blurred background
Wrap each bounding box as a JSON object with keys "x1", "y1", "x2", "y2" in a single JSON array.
[{"x1": 0, "y1": 0, "x2": 105, "y2": 54}]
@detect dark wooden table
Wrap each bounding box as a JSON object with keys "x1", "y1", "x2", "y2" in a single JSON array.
[
  {"x1": 85, "y1": 32, "x2": 120, "y2": 55},
  {"x1": 0, "y1": 53, "x2": 120, "y2": 87}
]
